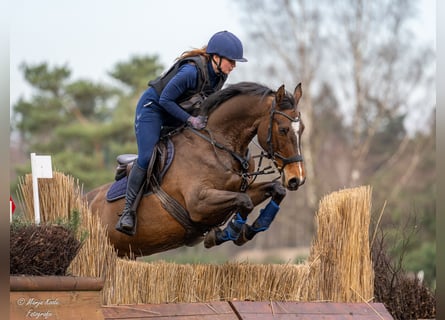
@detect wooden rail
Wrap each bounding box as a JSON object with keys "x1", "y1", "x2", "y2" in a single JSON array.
[{"x1": 102, "y1": 301, "x2": 394, "y2": 319}]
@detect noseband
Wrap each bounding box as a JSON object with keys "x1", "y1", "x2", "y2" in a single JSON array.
[{"x1": 266, "y1": 99, "x2": 304, "y2": 171}]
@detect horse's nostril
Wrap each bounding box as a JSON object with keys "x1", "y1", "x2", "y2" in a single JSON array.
[{"x1": 288, "y1": 178, "x2": 299, "y2": 189}]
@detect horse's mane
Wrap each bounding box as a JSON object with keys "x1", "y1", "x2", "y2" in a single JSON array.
[{"x1": 200, "y1": 82, "x2": 274, "y2": 116}]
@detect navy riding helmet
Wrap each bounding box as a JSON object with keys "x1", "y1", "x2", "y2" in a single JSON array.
[{"x1": 206, "y1": 31, "x2": 248, "y2": 62}]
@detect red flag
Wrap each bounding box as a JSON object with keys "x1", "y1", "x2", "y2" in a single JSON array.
[{"x1": 10, "y1": 196, "x2": 16, "y2": 214}]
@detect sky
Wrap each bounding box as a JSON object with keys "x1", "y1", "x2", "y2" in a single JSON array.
[
  {"x1": 10, "y1": 0, "x2": 436, "y2": 112},
  {"x1": 10, "y1": 0, "x2": 245, "y2": 105}
]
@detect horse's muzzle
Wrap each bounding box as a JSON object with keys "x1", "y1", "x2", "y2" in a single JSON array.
[{"x1": 286, "y1": 177, "x2": 306, "y2": 191}]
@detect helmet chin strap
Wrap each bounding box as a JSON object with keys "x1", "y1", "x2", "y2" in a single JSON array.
[{"x1": 211, "y1": 55, "x2": 224, "y2": 75}]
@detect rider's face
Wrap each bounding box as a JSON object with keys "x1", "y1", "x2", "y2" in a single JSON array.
[{"x1": 214, "y1": 56, "x2": 236, "y2": 75}]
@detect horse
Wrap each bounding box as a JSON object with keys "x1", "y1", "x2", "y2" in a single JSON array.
[{"x1": 86, "y1": 82, "x2": 306, "y2": 258}]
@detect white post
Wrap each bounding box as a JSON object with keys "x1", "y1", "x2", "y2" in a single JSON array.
[
  {"x1": 31, "y1": 153, "x2": 41, "y2": 224},
  {"x1": 10, "y1": 200, "x2": 12, "y2": 223},
  {"x1": 31, "y1": 161, "x2": 40, "y2": 224},
  {"x1": 30, "y1": 153, "x2": 53, "y2": 224}
]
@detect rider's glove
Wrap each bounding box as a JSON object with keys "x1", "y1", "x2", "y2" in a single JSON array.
[{"x1": 187, "y1": 115, "x2": 208, "y2": 130}]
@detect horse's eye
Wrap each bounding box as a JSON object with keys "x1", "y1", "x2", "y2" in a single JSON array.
[{"x1": 279, "y1": 127, "x2": 289, "y2": 135}]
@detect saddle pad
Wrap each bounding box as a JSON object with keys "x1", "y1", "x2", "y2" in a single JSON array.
[
  {"x1": 106, "y1": 176, "x2": 128, "y2": 202},
  {"x1": 105, "y1": 138, "x2": 175, "y2": 203},
  {"x1": 160, "y1": 138, "x2": 175, "y2": 177}
]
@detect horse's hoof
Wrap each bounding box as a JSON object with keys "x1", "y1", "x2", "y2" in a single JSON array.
[
  {"x1": 233, "y1": 234, "x2": 248, "y2": 246},
  {"x1": 233, "y1": 225, "x2": 251, "y2": 246},
  {"x1": 203, "y1": 228, "x2": 219, "y2": 248}
]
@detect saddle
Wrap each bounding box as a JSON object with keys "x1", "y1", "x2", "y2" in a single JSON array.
[
  {"x1": 106, "y1": 127, "x2": 212, "y2": 245},
  {"x1": 106, "y1": 138, "x2": 174, "y2": 202}
]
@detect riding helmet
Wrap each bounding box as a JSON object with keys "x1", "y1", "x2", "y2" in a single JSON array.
[{"x1": 206, "y1": 31, "x2": 248, "y2": 62}]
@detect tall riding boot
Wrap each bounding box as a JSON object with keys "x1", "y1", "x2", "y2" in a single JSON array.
[{"x1": 115, "y1": 164, "x2": 147, "y2": 236}]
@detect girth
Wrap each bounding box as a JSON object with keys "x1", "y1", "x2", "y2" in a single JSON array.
[
  {"x1": 109, "y1": 136, "x2": 211, "y2": 245},
  {"x1": 149, "y1": 174, "x2": 210, "y2": 245}
]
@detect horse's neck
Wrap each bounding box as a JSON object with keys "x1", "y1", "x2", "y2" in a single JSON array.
[
  {"x1": 207, "y1": 99, "x2": 265, "y2": 154},
  {"x1": 209, "y1": 125, "x2": 255, "y2": 155}
]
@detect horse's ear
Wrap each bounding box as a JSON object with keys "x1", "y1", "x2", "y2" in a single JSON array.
[
  {"x1": 276, "y1": 84, "x2": 286, "y2": 104},
  {"x1": 294, "y1": 83, "x2": 302, "y2": 104}
]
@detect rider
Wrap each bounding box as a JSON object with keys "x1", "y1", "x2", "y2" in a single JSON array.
[{"x1": 116, "y1": 30, "x2": 248, "y2": 236}]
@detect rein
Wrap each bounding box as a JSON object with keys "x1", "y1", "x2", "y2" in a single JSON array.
[
  {"x1": 186, "y1": 127, "x2": 278, "y2": 191},
  {"x1": 186, "y1": 95, "x2": 303, "y2": 191},
  {"x1": 152, "y1": 124, "x2": 273, "y2": 240},
  {"x1": 186, "y1": 127, "x2": 253, "y2": 192},
  {"x1": 151, "y1": 93, "x2": 303, "y2": 241}
]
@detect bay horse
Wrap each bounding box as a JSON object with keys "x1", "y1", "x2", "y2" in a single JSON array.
[{"x1": 86, "y1": 82, "x2": 305, "y2": 258}]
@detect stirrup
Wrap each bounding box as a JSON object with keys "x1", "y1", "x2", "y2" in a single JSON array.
[{"x1": 115, "y1": 212, "x2": 137, "y2": 236}]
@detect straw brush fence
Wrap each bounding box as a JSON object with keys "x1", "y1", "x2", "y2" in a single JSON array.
[{"x1": 17, "y1": 172, "x2": 374, "y2": 305}]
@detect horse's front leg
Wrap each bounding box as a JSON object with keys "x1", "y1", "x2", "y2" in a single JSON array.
[
  {"x1": 234, "y1": 180, "x2": 287, "y2": 246},
  {"x1": 247, "y1": 180, "x2": 287, "y2": 206},
  {"x1": 186, "y1": 188, "x2": 255, "y2": 248},
  {"x1": 203, "y1": 181, "x2": 286, "y2": 248}
]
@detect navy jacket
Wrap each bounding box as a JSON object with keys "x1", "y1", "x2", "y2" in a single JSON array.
[{"x1": 141, "y1": 58, "x2": 225, "y2": 122}]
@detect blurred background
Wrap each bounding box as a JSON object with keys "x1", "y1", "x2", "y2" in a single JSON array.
[{"x1": 10, "y1": 0, "x2": 435, "y2": 289}]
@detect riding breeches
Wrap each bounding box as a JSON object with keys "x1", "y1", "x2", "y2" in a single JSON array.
[{"x1": 134, "y1": 101, "x2": 163, "y2": 170}]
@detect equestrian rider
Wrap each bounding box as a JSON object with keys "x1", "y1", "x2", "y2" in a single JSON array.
[{"x1": 116, "y1": 31, "x2": 248, "y2": 236}]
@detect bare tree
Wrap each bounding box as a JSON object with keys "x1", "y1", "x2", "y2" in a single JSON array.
[
  {"x1": 234, "y1": 0, "x2": 327, "y2": 247},
  {"x1": 329, "y1": 0, "x2": 435, "y2": 185},
  {"x1": 232, "y1": 0, "x2": 434, "y2": 249}
]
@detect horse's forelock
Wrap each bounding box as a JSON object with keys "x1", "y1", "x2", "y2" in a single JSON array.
[{"x1": 278, "y1": 91, "x2": 296, "y2": 111}]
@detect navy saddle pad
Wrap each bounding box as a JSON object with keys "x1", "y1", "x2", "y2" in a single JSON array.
[{"x1": 106, "y1": 138, "x2": 174, "y2": 202}]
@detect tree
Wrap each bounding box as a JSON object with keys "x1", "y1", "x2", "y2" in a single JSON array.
[
  {"x1": 109, "y1": 55, "x2": 164, "y2": 95},
  {"x1": 232, "y1": 0, "x2": 329, "y2": 247},
  {"x1": 329, "y1": 0, "x2": 435, "y2": 187},
  {"x1": 330, "y1": 1, "x2": 435, "y2": 285},
  {"x1": 11, "y1": 56, "x2": 164, "y2": 190},
  {"x1": 232, "y1": 0, "x2": 435, "y2": 259}
]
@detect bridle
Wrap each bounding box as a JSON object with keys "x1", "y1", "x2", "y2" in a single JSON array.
[
  {"x1": 265, "y1": 98, "x2": 304, "y2": 172},
  {"x1": 186, "y1": 95, "x2": 303, "y2": 190}
]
